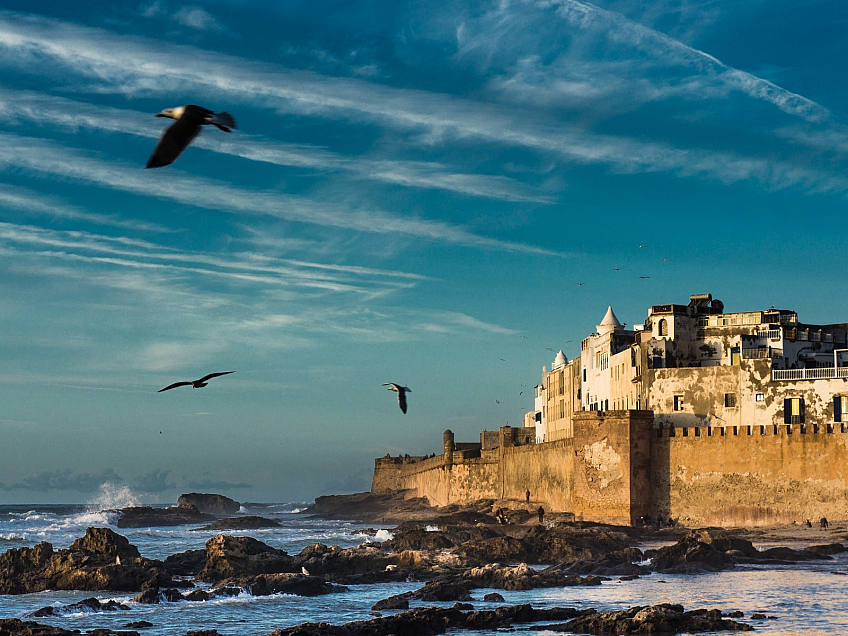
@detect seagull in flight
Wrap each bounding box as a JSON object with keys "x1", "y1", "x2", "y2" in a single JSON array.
[
  {"x1": 639, "y1": 276, "x2": 650, "y2": 279},
  {"x1": 146, "y1": 105, "x2": 236, "y2": 168},
  {"x1": 382, "y1": 383, "x2": 411, "y2": 414},
  {"x1": 575, "y1": 282, "x2": 585, "y2": 286},
  {"x1": 158, "y1": 371, "x2": 234, "y2": 392},
  {"x1": 661, "y1": 258, "x2": 671, "y2": 262},
  {"x1": 612, "y1": 268, "x2": 621, "y2": 271},
  {"x1": 636, "y1": 245, "x2": 646, "y2": 248}
]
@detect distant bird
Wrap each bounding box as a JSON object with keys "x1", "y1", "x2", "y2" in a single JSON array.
[
  {"x1": 519, "y1": 391, "x2": 523, "y2": 396},
  {"x1": 301, "y1": 566, "x2": 310, "y2": 576},
  {"x1": 146, "y1": 105, "x2": 236, "y2": 168},
  {"x1": 499, "y1": 358, "x2": 506, "y2": 362},
  {"x1": 612, "y1": 268, "x2": 621, "y2": 271},
  {"x1": 639, "y1": 276, "x2": 650, "y2": 279},
  {"x1": 495, "y1": 399, "x2": 501, "y2": 404},
  {"x1": 158, "y1": 371, "x2": 234, "y2": 392},
  {"x1": 382, "y1": 383, "x2": 411, "y2": 414},
  {"x1": 546, "y1": 347, "x2": 553, "y2": 352},
  {"x1": 661, "y1": 258, "x2": 671, "y2": 262},
  {"x1": 575, "y1": 282, "x2": 585, "y2": 286},
  {"x1": 636, "y1": 245, "x2": 646, "y2": 248}
]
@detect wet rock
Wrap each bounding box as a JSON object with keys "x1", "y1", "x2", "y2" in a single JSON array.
[
  {"x1": 29, "y1": 597, "x2": 130, "y2": 617},
  {"x1": 453, "y1": 602, "x2": 473, "y2": 610},
  {"x1": 805, "y1": 543, "x2": 847, "y2": 555},
  {"x1": 266, "y1": 604, "x2": 588, "y2": 636},
  {"x1": 755, "y1": 546, "x2": 832, "y2": 562},
  {"x1": 649, "y1": 529, "x2": 758, "y2": 573},
  {"x1": 117, "y1": 504, "x2": 215, "y2": 528},
  {"x1": 414, "y1": 580, "x2": 473, "y2": 601},
  {"x1": 454, "y1": 562, "x2": 607, "y2": 591},
  {"x1": 164, "y1": 549, "x2": 207, "y2": 576},
  {"x1": 371, "y1": 594, "x2": 411, "y2": 611},
  {"x1": 183, "y1": 589, "x2": 211, "y2": 601},
  {"x1": 122, "y1": 622, "x2": 153, "y2": 629},
  {"x1": 293, "y1": 543, "x2": 394, "y2": 580},
  {"x1": 483, "y1": 592, "x2": 505, "y2": 602},
  {"x1": 304, "y1": 491, "x2": 434, "y2": 524},
  {"x1": 0, "y1": 618, "x2": 140, "y2": 636},
  {"x1": 559, "y1": 603, "x2": 754, "y2": 634},
  {"x1": 178, "y1": 494, "x2": 240, "y2": 516},
  {"x1": 197, "y1": 534, "x2": 294, "y2": 583},
  {"x1": 0, "y1": 528, "x2": 177, "y2": 594},
  {"x1": 563, "y1": 547, "x2": 649, "y2": 576},
  {"x1": 197, "y1": 516, "x2": 281, "y2": 531},
  {"x1": 216, "y1": 573, "x2": 347, "y2": 596},
  {"x1": 131, "y1": 588, "x2": 161, "y2": 604}
]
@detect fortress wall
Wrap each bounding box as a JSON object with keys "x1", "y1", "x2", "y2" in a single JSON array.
[
  {"x1": 653, "y1": 427, "x2": 848, "y2": 526},
  {"x1": 571, "y1": 411, "x2": 653, "y2": 525},
  {"x1": 499, "y1": 439, "x2": 575, "y2": 511}
]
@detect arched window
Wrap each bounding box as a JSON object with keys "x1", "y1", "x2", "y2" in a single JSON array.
[{"x1": 659, "y1": 318, "x2": 669, "y2": 336}]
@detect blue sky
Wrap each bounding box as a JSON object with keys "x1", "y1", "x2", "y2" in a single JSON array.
[{"x1": 1, "y1": 0, "x2": 847, "y2": 504}]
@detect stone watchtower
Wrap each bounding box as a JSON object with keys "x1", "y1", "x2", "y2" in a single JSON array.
[{"x1": 443, "y1": 429, "x2": 455, "y2": 467}]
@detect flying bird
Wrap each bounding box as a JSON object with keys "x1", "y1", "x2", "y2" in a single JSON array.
[
  {"x1": 661, "y1": 258, "x2": 671, "y2": 262},
  {"x1": 636, "y1": 245, "x2": 646, "y2": 248},
  {"x1": 158, "y1": 371, "x2": 234, "y2": 392},
  {"x1": 612, "y1": 268, "x2": 621, "y2": 271},
  {"x1": 639, "y1": 276, "x2": 650, "y2": 279},
  {"x1": 146, "y1": 105, "x2": 236, "y2": 168},
  {"x1": 382, "y1": 383, "x2": 411, "y2": 414},
  {"x1": 575, "y1": 282, "x2": 585, "y2": 286}
]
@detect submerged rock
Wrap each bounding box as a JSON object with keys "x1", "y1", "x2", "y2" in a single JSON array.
[
  {"x1": 197, "y1": 516, "x2": 282, "y2": 531},
  {"x1": 178, "y1": 493, "x2": 240, "y2": 516},
  {"x1": 29, "y1": 597, "x2": 130, "y2": 617}
]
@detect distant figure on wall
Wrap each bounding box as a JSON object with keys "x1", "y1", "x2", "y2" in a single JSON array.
[
  {"x1": 537, "y1": 506, "x2": 545, "y2": 524},
  {"x1": 495, "y1": 508, "x2": 506, "y2": 525},
  {"x1": 805, "y1": 519, "x2": 813, "y2": 528},
  {"x1": 525, "y1": 489, "x2": 530, "y2": 503},
  {"x1": 820, "y1": 517, "x2": 829, "y2": 529}
]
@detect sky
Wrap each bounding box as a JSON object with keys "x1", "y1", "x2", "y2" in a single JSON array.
[{"x1": 1, "y1": 0, "x2": 848, "y2": 505}]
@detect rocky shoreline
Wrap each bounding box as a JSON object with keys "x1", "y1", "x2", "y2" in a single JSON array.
[{"x1": 1, "y1": 491, "x2": 845, "y2": 635}]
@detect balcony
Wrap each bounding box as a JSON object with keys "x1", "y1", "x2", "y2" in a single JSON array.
[
  {"x1": 772, "y1": 367, "x2": 848, "y2": 381},
  {"x1": 756, "y1": 329, "x2": 781, "y2": 341}
]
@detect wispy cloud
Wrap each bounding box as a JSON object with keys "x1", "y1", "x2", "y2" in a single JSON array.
[
  {"x1": 0, "y1": 132, "x2": 565, "y2": 256},
  {"x1": 4, "y1": 467, "x2": 122, "y2": 491},
  {"x1": 0, "y1": 88, "x2": 549, "y2": 203}
]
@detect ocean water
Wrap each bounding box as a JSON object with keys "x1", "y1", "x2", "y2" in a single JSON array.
[{"x1": 1, "y1": 501, "x2": 847, "y2": 635}]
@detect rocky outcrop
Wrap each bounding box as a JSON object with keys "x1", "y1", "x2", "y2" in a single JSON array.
[
  {"x1": 0, "y1": 619, "x2": 141, "y2": 636},
  {"x1": 293, "y1": 543, "x2": 395, "y2": 580},
  {"x1": 178, "y1": 494, "x2": 240, "y2": 516},
  {"x1": 305, "y1": 491, "x2": 434, "y2": 523},
  {"x1": 371, "y1": 594, "x2": 410, "y2": 611},
  {"x1": 266, "y1": 604, "x2": 588, "y2": 636},
  {"x1": 30, "y1": 597, "x2": 130, "y2": 617},
  {"x1": 117, "y1": 504, "x2": 216, "y2": 528},
  {"x1": 0, "y1": 528, "x2": 176, "y2": 594},
  {"x1": 197, "y1": 534, "x2": 294, "y2": 582},
  {"x1": 562, "y1": 547, "x2": 649, "y2": 576},
  {"x1": 164, "y1": 549, "x2": 207, "y2": 576},
  {"x1": 649, "y1": 529, "x2": 833, "y2": 573},
  {"x1": 197, "y1": 516, "x2": 281, "y2": 531},
  {"x1": 215, "y1": 573, "x2": 347, "y2": 597},
  {"x1": 557, "y1": 603, "x2": 753, "y2": 634}
]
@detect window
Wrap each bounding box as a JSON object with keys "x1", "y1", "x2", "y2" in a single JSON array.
[
  {"x1": 559, "y1": 400, "x2": 564, "y2": 419},
  {"x1": 784, "y1": 398, "x2": 805, "y2": 424},
  {"x1": 659, "y1": 319, "x2": 668, "y2": 336},
  {"x1": 724, "y1": 393, "x2": 737, "y2": 408},
  {"x1": 674, "y1": 395, "x2": 685, "y2": 411},
  {"x1": 835, "y1": 396, "x2": 848, "y2": 423},
  {"x1": 755, "y1": 393, "x2": 764, "y2": 402}
]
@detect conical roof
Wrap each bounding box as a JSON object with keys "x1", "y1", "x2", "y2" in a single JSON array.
[
  {"x1": 554, "y1": 350, "x2": 567, "y2": 367},
  {"x1": 596, "y1": 306, "x2": 622, "y2": 335}
]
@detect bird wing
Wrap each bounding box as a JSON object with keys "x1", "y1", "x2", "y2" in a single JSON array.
[
  {"x1": 198, "y1": 371, "x2": 234, "y2": 383},
  {"x1": 382, "y1": 383, "x2": 401, "y2": 392},
  {"x1": 158, "y1": 381, "x2": 192, "y2": 392},
  {"x1": 146, "y1": 117, "x2": 203, "y2": 168},
  {"x1": 398, "y1": 391, "x2": 408, "y2": 414},
  {"x1": 209, "y1": 111, "x2": 236, "y2": 132}
]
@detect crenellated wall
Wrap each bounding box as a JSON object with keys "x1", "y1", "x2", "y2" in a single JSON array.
[{"x1": 373, "y1": 412, "x2": 848, "y2": 526}]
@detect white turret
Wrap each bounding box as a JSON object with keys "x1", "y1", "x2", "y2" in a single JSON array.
[
  {"x1": 553, "y1": 350, "x2": 568, "y2": 368},
  {"x1": 596, "y1": 305, "x2": 622, "y2": 336}
]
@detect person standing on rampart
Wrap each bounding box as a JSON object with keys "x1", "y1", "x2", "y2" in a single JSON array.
[
  {"x1": 537, "y1": 506, "x2": 545, "y2": 524},
  {"x1": 525, "y1": 488, "x2": 530, "y2": 503}
]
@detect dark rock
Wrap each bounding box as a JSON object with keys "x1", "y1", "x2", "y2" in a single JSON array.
[
  {"x1": 185, "y1": 632, "x2": 222, "y2": 636},
  {"x1": 164, "y1": 549, "x2": 207, "y2": 576},
  {"x1": 564, "y1": 547, "x2": 649, "y2": 576},
  {"x1": 197, "y1": 516, "x2": 282, "y2": 531},
  {"x1": 216, "y1": 573, "x2": 347, "y2": 596},
  {"x1": 0, "y1": 528, "x2": 177, "y2": 594},
  {"x1": 131, "y1": 588, "x2": 161, "y2": 604},
  {"x1": 449, "y1": 562, "x2": 607, "y2": 591},
  {"x1": 183, "y1": 589, "x2": 211, "y2": 601},
  {"x1": 727, "y1": 610, "x2": 744, "y2": 617},
  {"x1": 29, "y1": 597, "x2": 130, "y2": 617},
  {"x1": 371, "y1": 594, "x2": 411, "y2": 611},
  {"x1": 650, "y1": 529, "x2": 757, "y2": 573},
  {"x1": 414, "y1": 580, "x2": 473, "y2": 601},
  {"x1": 483, "y1": 592, "x2": 505, "y2": 602},
  {"x1": 161, "y1": 588, "x2": 184, "y2": 602},
  {"x1": 293, "y1": 543, "x2": 394, "y2": 580},
  {"x1": 805, "y1": 543, "x2": 847, "y2": 555},
  {"x1": 560, "y1": 603, "x2": 754, "y2": 634},
  {"x1": 304, "y1": 491, "x2": 434, "y2": 524},
  {"x1": 266, "y1": 604, "x2": 589, "y2": 636},
  {"x1": 122, "y1": 622, "x2": 153, "y2": 629},
  {"x1": 751, "y1": 613, "x2": 767, "y2": 619},
  {"x1": 178, "y1": 494, "x2": 240, "y2": 516},
  {"x1": 756, "y1": 546, "x2": 832, "y2": 562},
  {"x1": 117, "y1": 505, "x2": 216, "y2": 528},
  {"x1": 453, "y1": 602, "x2": 473, "y2": 610},
  {"x1": 197, "y1": 534, "x2": 294, "y2": 583},
  {"x1": 0, "y1": 618, "x2": 141, "y2": 636}
]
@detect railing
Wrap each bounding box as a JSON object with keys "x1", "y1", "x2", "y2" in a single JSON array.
[
  {"x1": 772, "y1": 367, "x2": 848, "y2": 381},
  {"x1": 742, "y1": 348, "x2": 769, "y2": 359},
  {"x1": 810, "y1": 332, "x2": 821, "y2": 342},
  {"x1": 756, "y1": 329, "x2": 781, "y2": 340}
]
